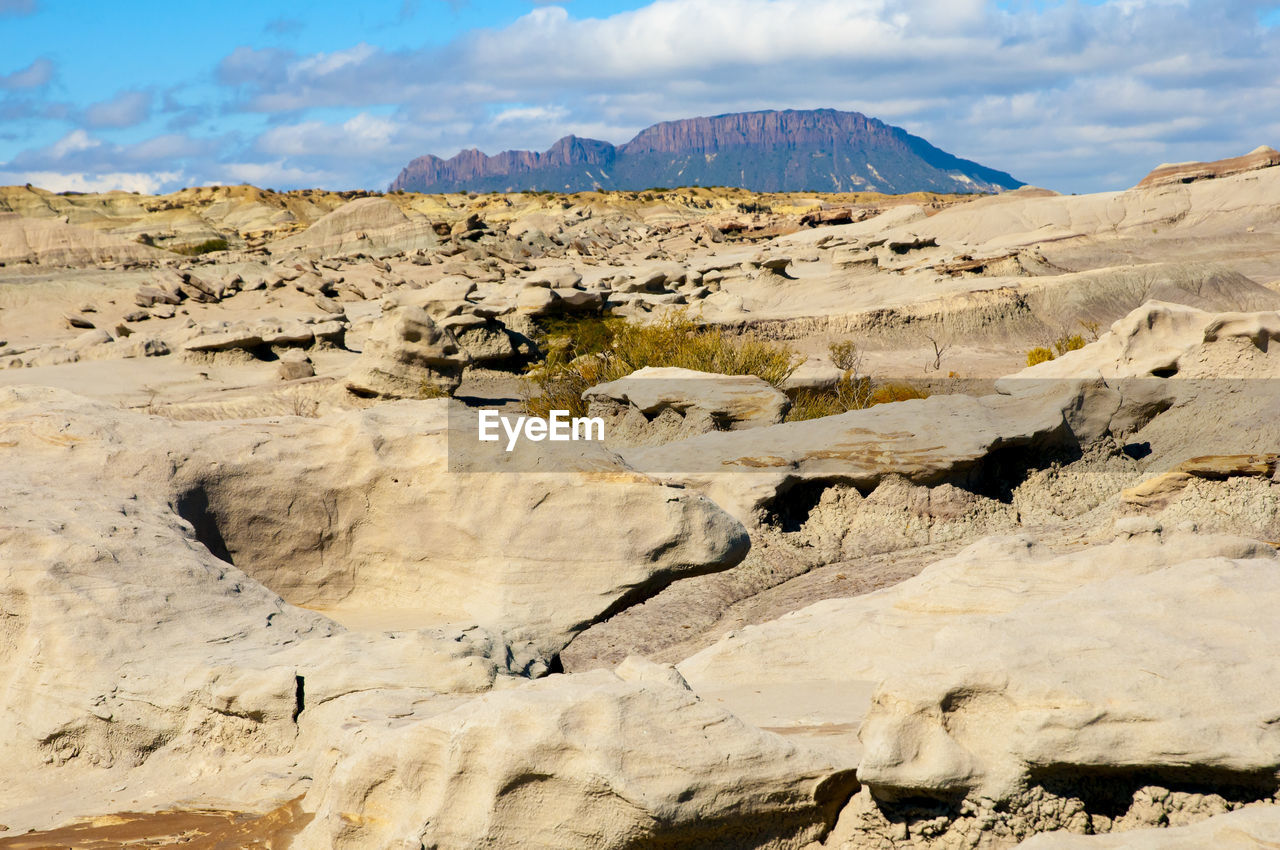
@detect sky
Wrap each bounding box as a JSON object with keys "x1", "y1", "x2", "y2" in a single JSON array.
[{"x1": 1, "y1": 0, "x2": 1278, "y2": 195}]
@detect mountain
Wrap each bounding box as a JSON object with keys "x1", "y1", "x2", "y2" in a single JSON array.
[{"x1": 389, "y1": 109, "x2": 1023, "y2": 195}]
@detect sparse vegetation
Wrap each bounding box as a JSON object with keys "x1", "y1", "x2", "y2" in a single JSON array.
[
  {"x1": 1078, "y1": 319, "x2": 1102, "y2": 342},
  {"x1": 786, "y1": 340, "x2": 928, "y2": 422},
  {"x1": 924, "y1": 334, "x2": 952, "y2": 372},
  {"x1": 1054, "y1": 333, "x2": 1086, "y2": 356},
  {"x1": 522, "y1": 312, "x2": 801, "y2": 419},
  {"x1": 1026, "y1": 331, "x2": 1088, "y2": 367},
  {"x1": 170, "y1": 238, "x2": 229, "y2": 256}
]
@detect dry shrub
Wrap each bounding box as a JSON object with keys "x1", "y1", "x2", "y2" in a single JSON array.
[
  {"x1": 1027, "y1": 332, "x2": 1086, "y2": 367},
  {"x1": 1053, "y1": 333, "x2": 1086, "y2": 356},
  {"x1": 523, "y1": 311, "x2": 801, "y2": 418},
  {"x1": 1026, "y1": 346, "x2": 1055, "y2": 366},
  {"x1": 869, "y1": 381, "x2": 930, "y2": 404},
  {"x1": 786, "y1": 341, "x2": 928, "y2": 421}
]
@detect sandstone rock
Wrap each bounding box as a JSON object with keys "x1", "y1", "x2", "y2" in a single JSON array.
[
  {"x1": 68, "y1": 328, "x2": 111, "y2": 350},
  {"x1": 295, "y1": 667, "x2": 856, "y2": 850},
  {"x1": 421, "y1": 274, "x2": 478, "y2": 302},
  {"x1": 0, "y1": 387, "x2": 755, "y2": 832},
  {"x1": 552, "y1": 287, "x2": 604, "y2": 311},
  {"x1": 1122, "y1": 453, "x2": 1279, "y2": 508},
  {"x1": 761, "y1": 256, "x2": 795, "y2": 278},
  {"x1": 182, "y1": 329, "x2": 264, "y2": 353},
  {"x1": 269, "y1": 197, "x2": 441, "y2": 257},
  {"x1": 585, "y1": 366, "x2": 790, "y2": 433},
  {"x1": 441, "y1": 315, "x2": 518, "y2": 363},
  {"x1": 309, "y1": 319, "x2": 346, "y2": 344},
  {"x1": 277, "y1": 353, "x2": 315, "y2": 381},
  {"x1": 682, "y1": 529, "x2": 1280, "y2": 817},
  {"x1": 64, "y1": 313, "x2": 95, "y2": 329},
  {"x1": 312, "y1": 294, "x2": 342, "y2": 314},
  {"x1": 1135, "y1": 145, "x2": 1280, "y2": 189},
  {"x1": 525, "y1": 266, "x2": 582, "y2": 289},
  {"x1": 516, "y1": 285, "x2": 562, "y2": 315},
  {"x1": 134, "y1": 285, "x2": 180, "y2": 308},
  {"x1": 1016, "y1": 804, "x2": 1280, "y2": 848},
  {"x1": 344, "y1": 307, "x2": 470, "y2": 397},
  {"x1": 1016, "y1": 301, "x2": 1280, "y2": 382},
  {"x1": 621, "y1": 377, "x2": 1157, "y2": 522}
]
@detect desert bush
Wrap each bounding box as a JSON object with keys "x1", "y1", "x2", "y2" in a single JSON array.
[
  {"x1": 1026, "y1": 331, "x2": 1086, "y2": 367},
  {"x1": 1026, "y1": 346, "x2": 1055, "y2": 366},
  {"x1": 523, "y1": 311, "x2": 801, "y2": 419},
  {"x1": 171, "y1": 238, "x2": 229, "y2": 256},
  {"x1": 786, "y1": 341, "x2": 928, "y2": 422},
  {"x1": 1053, "y1": 333, "x2": 1086, "y2": 356},
  {"x1": 869, "y1": 382, "x2": 930, "y2": 405}
]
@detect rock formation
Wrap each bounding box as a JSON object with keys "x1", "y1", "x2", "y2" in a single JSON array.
[
  {"x1": 3, "y1": 149, "x2": 1280, "y2": 848},
  {"x1": 389, "y1": 109, "x2": 1025, "y2": 195}
]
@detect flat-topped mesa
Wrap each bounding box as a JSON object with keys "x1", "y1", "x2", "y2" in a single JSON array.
[
  {"x1": 1134, "y1": 145, "x2": 1280, "y2": 189},
  {"x1": 389, "y1": 108, "x2": 1024, "y2": 194}
]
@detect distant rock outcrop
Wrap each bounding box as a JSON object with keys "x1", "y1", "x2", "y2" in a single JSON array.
[
  {"x1": 1135, "y1": 145, "x2": 1280, "y2": 189},
  {"x1": 390, "y1": 109, "x2": 1024, "y2": 195}
]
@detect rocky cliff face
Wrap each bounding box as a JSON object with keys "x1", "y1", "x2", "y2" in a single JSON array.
[{"x1": 389, "y1": 109, "x2": 1023, "y2": 195}]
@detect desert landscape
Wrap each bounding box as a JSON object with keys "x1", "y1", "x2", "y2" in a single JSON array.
[{"x1": 1, "y1": 132, "x2": 1279, "y2": 849}]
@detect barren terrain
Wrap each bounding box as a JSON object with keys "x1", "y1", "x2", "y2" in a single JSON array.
[{"x1": 2, "y1": 148, "x2": 1280, "y2": 849}]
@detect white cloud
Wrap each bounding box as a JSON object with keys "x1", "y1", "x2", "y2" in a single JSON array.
[
  {"x1": 0, "y1": 169, "x2": 181, "y2": 193},
  {"x1": 12, "y1": 0, "x2": 1280, "y2": 192},
  {"x1": 217, "y1": 160, "x2": 337, "y2": 188},
  {"x1": 48, "y1": 129, "x2": 99, "y2": 158}
]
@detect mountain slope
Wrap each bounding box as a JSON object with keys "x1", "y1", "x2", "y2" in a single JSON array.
[{"x1": 389, "y1": 109, "x2": 1022, "y2": 195}]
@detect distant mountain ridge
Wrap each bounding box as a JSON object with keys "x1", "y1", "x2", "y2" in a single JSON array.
[{"x1": 389, "y1": 109, "x2": 1023, "y2": 195}]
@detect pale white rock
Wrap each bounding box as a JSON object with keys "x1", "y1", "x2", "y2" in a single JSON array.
[
  {"x1": 0, "y1": 386, "x2": 752, "y2": 831},
  {"x1": 585, "y1": 366, "x2": 790, "y2": 430},
  {"x1": 269, "y1": 197, "x2": 440, "y2": 257},
  {"x1": 680, "y1": 530, "x2": 1280, "y2": 805},
  {"x1": 524, "y1": 265, "x2": 583, "y2": 289},
  {"x1": 620, "y1": 377, "x2": 1156, "y2": 523},
  {"x1": 344, "y1": 306, "x2": 470, "y2": 397},
  {"x1": 516, "y1": 285, "x2": 562, "y2": 315},
  {"x1": 294, "y1": 669, "x2": 858, "y2": 850}
]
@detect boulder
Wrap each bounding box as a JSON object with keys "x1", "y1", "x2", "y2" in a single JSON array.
[
  {"x1": 440, "y1": 315, "x2": 518, "y2": 363},
  {"x1": 525, "y1": 266, "x2": 582, "y2": 289},
  {"x1": 295, "y1": 665, "x2": 856, "y2": 850},
  {"x1": 585, "y1": 366, "x2": 790, "y2": 435},
  {"x1": 277, "y1": 352, "x2": 315, "y2": 381},
  {"x1": 182, "y1": 328, "x2": 265, "y2": 353},
  {"x1": 516, "y1": 286, "x2": 562, "y2": 316},
  {"x1": 552, "y1": 287, "x2": 604, "y2": 312},
  {"x1": 344, "y1": 306, "x2": 471, "y2": 397}
]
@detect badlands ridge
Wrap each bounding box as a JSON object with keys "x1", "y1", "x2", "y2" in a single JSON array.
[{"x1": 1, "y1": 148, "x2": 1280, "y2": 848}]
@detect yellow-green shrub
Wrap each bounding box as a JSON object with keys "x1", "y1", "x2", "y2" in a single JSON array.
[
  {"x1": 1026, "y1": 346, "x2": 1055, "y2": 366},
  {"x1": 523, "y1": 312, "x2": 801, "y2": 418}
]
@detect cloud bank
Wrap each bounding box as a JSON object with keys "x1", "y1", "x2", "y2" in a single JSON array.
[{"x1": 2, "y1": 0, "x2": 1278, "y2": 194}]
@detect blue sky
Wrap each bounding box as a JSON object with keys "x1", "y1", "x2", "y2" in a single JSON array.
[{"x1": 2, "y1": 0, "x2": 1278, "y2": 194}]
